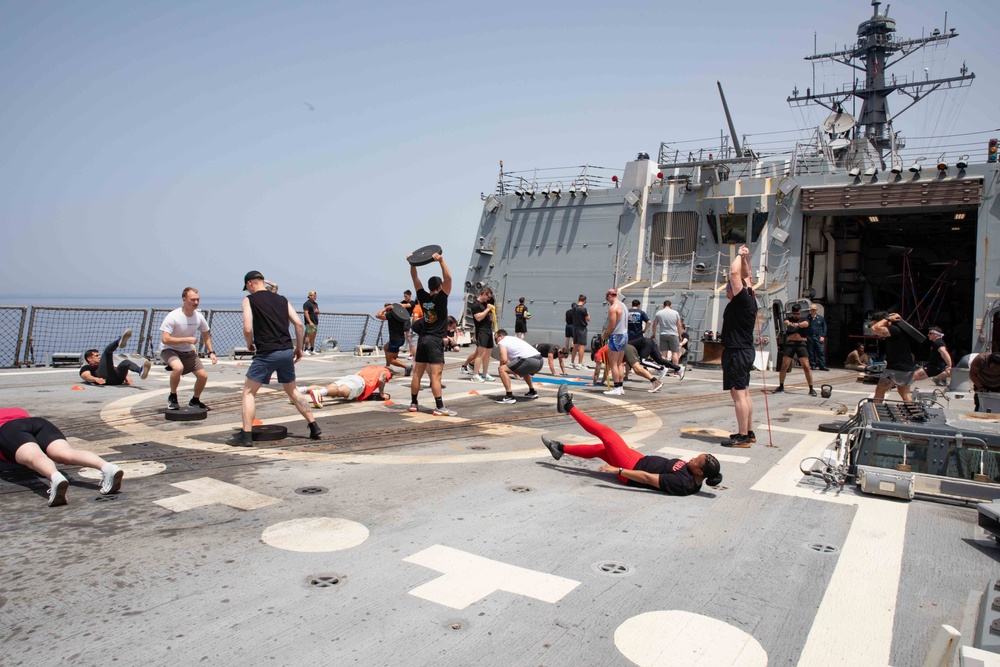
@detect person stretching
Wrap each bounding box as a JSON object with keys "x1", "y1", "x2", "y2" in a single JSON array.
[{"x1": 539, "y1": 386, "x2": 722, "y2": 495}]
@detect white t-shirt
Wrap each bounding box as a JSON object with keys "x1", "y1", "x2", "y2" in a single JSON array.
[
  {"x1": 159, "y1": 308, "x2": 209, "y2": 352},
  {"x1": 653, "y1": 307, "x2": 680, "y2": 337},
  {"x1": 498, "y1": 336, "x2": 541, "y2": 363}
]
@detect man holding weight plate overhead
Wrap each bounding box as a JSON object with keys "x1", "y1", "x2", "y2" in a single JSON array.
[{"x1": 407, "y1": 247, "x2": 456, "y2": 416}]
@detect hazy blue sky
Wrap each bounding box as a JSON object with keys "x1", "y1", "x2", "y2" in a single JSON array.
[{"x1": 2, "y1": 0, "x2": 996, "y2": 302}]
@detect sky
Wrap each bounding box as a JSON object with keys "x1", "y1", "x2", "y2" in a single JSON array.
[{"x1": 2, "y1": 0, "x2": 996, "y2": 302}]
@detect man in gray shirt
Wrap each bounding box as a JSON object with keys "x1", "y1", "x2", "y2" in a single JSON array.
[{"x1": 650, "y1": 300, "x2": 683, "y2": 366}]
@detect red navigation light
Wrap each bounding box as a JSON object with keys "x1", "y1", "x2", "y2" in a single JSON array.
[
  {"x1": 657, "y1": 172, "x2": 664, "y2": 179},
  {"x1": 708, "y1": 153, "x2": 713, "y2": 160},
  {"x1": 611, "y1": 175, "x2": 618, "y2": 182},
  {"x1": 989, "y1": 138, "x2": 998, "y2": 163}
]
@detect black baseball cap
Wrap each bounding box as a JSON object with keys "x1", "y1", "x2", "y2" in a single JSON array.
[{"x1": 243, "y1": 270, "x2": 264, "y2": 290}]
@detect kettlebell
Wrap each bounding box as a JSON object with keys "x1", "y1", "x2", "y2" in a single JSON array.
[{"x1": 820, "y1": 384, "x2": 833, "y2": 398}]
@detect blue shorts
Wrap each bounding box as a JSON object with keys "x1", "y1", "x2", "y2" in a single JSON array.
[
  {"x1": 387, "y1": 338, "x2": 404, "y2": 353},
  {"x1": 608, "y1": 334, "x2": 628, "y2": 352},
  {"x1": 246, "y1": 348, "x2": 296, "y2": 385}
]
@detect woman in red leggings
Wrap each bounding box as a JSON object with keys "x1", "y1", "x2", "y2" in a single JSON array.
[{"x1": 541, "y1": 386, "x2": 722, "y2": 495}]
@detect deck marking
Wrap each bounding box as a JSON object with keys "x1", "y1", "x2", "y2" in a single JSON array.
[
  {"x1": 76, "y1": 460, "x2": 166, "y2": 480},
  {"x1": 614, "y1": 610, "x2": 767, "y2": 667},
  {"x1": 751, "y1": 432, "x2": 908, "y2": 667},
  {"x1": 403, "y1": 544, "x2": 580, "y2": 610},
  {"x1": 261, "y1": 517, "x2": 369, "y2": 552},
  {"x1": 656, "y1": 446, "x2": 750, "y2": 464},
  {"x1": 154, "y1": 477, "x2": 282, "y2": 513}
]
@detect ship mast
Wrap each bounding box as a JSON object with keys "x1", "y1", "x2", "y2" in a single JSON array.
[{"x1": 787, "y1": 0, "x2": 975, "y2": 162}]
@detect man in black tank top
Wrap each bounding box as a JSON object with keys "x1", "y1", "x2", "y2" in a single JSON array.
[
  {"x1": 720, "y1": 246, "x2": 757, "y2": 448},
  {"x1": 407, "y1": 252, "x2": 456, "y2": 416},
  {"x1": 233, "y1": 271, "x2": 321, "y2": 447}
]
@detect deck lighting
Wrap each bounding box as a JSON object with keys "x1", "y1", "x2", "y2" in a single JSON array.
[
  {"x1": 848, "y1": 166, "x2": 861, "y2": 177},
  {"x1": 868, "y1": 216, "x2": 880, "y2": 223},
  {"x1": 954, "y1": 212, "x2": 966, "y2": 220},
  {"x1": 989, "y1": 139, "x2": 998, "y2": 163},
  {"x1": 909, "y1": 158, "x2": 924, "y2": 173},
  {"x1": 550, "y1": 187, "x2": 561, "y2": 198},
  {"x1": 956, "y1": 155, "x2": 969, "y2": 170},
  {"x1": 611, "y1": 175, "x2": 619, "y2": 187},
  {"x1": 937, "y1": 161, "x2": 948, "y2": 172},
  {"x1": 864, "y1": 166, "x2": 878, "y2": 177},
  {"x1": 890, "y1": 162, "x2": 903, "y2": 174},
  {"x1": 656, "y1": 172, "x2": 664, "y2": 179},
  {"x1": 579, "y1": 184, "x2": 588, "y2": 196}
]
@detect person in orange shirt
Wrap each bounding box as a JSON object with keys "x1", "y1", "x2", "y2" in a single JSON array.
[{"x1": 300, "y1": 366, "x2": 395, "y2": 407}]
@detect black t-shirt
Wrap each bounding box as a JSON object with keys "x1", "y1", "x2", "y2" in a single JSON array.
[
  {"x1": 785, "y1": 314, "x2": 807, "y2": 337},
  {"x1": 632, "y1": 456, "x2": 701, "y2": 496},
  {"x1": 387, "y1": 314, "x2": 405, "y2": 341},
  {"x1": 515, "y1": 304, "x2": 527, "y2": 323},
  {"x1": 627, "y1": 308, "x2": 649, "y2": 339},
  {"x1": 79, "y1": 364, "x2": 100, "y2": 381},
  {"x1": 565, "y1": 308, "x2": 574, "y2": 325},
  {"x1": 927, "y1": 338, "x2": 947, "y2": 370},
  {"x1": 572, "y1": 304, "x2": 589, "y2": 328},
  {"x1": 416, "y1": 288, "x2": 449, "y2": 337},
  {"x1": 248, "y1": 290, "x2": 293, "y2": 354},
  {"x1": 471, "y1": 300, "x2": 491, "y2": 333},
  {"x1": 536, "y1": 343, "x2": 559, "y2": 357},
  {"x1": 884, "y1": 324, "x2": 916, "y2": 372},
  {"x1": 721, "y1": 286, "x2": 757, "y2": 349},
  {"x1": 302, "y1": 299, "x2": 319, "y2": 325}
]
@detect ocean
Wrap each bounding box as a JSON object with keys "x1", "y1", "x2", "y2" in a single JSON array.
[{"x1": 2, "y1": 293, "x2": 399, "y2": 315}]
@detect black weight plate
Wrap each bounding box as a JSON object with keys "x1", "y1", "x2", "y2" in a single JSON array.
[
  {"x1": 389, "y1": 303, "x2": 410, "y2": 322},
  {"x1": 252, "y1": 424, "x2": 288, "y2": 442},
  {"x1": 817, "y1": 422, "x2": 849, "y2": 433},
  {"x1": 407, "y1": 244, "x2": 442, "y2": 267},
  {"x1": 164, "y1": 407, "x2": 208, "y2": 422}
]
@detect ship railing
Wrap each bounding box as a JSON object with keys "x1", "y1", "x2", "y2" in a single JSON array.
[
  {"x1": 3, "y1": 306, "x2": 385, "y2": 368},
  {"x1": 0, "y1": 306, "x2": 28, "y2": 368},
  {"x1": 494, "y1": 165, "x2": 623, "y2": 196}
]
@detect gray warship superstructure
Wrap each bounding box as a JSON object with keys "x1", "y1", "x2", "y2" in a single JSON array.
[{"x1": 463, "y1": 0, "x2": 997, "y2": 370}]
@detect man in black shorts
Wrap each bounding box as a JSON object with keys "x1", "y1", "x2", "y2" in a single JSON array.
[
  {"x1": 536, "y1": 343, "x2": 569, "y2": 376},
  {"x1": 913, "y1": 326, "x2": 952, "y2": 386},
  {"x1": 721, "y1": 245, "x2": 757, "y2": 447},
  {"x1": 871, "y1": 312, "x2": 917, "y2": 403},
  {"x1": 375, "y1": 303, "x2": 410, "y2": 375},
  {"x1": 514, "y1": 297, "x2": 529, "y2": 339},
  {"x1": 570, "y1": 295, "x2": 590, "y2": 370},
  {"x1": 79, "y1": 329, "x2": 151, "y2": 387},
  {"x1": 469, "y1": 286, "x2": 496, "y2": 383},
  {"x1": 408, "y1": 251, "x2": 456, "y2": 416},
  {"x1": 772, "y1": 304, "x2": 817, "y2": 396}
]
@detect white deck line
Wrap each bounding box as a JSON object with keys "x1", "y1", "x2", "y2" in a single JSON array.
[{"x1": 751, "y1": 432, "x2": 908, "y2": 667}]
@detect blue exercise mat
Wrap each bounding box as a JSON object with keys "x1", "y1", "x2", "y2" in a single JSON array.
[{"x1": 531, "y1": 376, "x2": 590, "y2": 385}]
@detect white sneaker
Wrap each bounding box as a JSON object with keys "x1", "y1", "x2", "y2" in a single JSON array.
[
  {"x1": 471, "y1": 375, "x2": 485, "y2": 383},
  {"x1": 48, "y1": 474, "x2": 68, "y2": 507},
  {"x1": 648, "y1": 380, "x2": 663, "y2": 393},
  {"x1": 100, "y1": 463, "x2": 124, "y2": 495},
  {"x1": 460, "y1": 365, "x2": 472, "y2": 375},
  {"x1": 604, "y1": 387, "x2": 624, "y2": 396},
  {"x1": 140, "y1": 358, "x2": 152, "y2": 380},
  {"x1": 677, "y1": 365, "x2": 686, "y2": 381},
  {"x1": 432, "y1": 406, "x2": 458, "y2": 416},
  {"x1": 481, "y1": 374, "x2": 495, "y2": 382},
  {"x1": 657, "y1": 366, "x2": 668, "y2": 380}
]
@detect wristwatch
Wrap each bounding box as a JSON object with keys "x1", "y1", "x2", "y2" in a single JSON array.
[{"x1": 618, "y1": 467, "x2": 623, "y2": 476}]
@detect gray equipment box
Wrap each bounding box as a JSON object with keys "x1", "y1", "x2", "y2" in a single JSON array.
[
  {"x1": 973, "y1": 579, "x2": 1000, "y2": 655},
  {"x1": 857, "y1": 465, "x2": 915, "y2": 500}
]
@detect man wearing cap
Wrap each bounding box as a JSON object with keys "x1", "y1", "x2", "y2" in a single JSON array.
[
  {"x1": 772, "y1": 304, "x2": 818, "y2": 396},
  {"x1": 159, "y1": 287, "x2": 217, "y2": 411},
  {"x1": 407, "y1": 252, "x2": 456, "y2": 416},
  {"x1": 913, "y1": 326, "x2": 952, "y2": 385},
  {"x1": 806, "y1": 304, "x2": 829, "y2": 371},
  {"x1": 302, "y1": 291, "x2": 320, "y2": 355},
  {"x1": 601, "y1": 289, "x2": 628, "y2": 396},
  {"x1": 233, "y1": 271, "x2": 321, "y2": 447}
]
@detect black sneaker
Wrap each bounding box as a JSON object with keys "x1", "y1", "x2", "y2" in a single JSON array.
[
  {"x1": 308, "y1": 422, "x2": 322, "y2": 440},
  {"x1": 557, "y1": 385, "x2": 573, "y2": 414},
  {"x1": 230, "y1": 430, "x2": 253, "y2": 447},
  {"x1": 167, "y1": 394, "x2": 180, "y2": 410},
  {"x1": 189, "y1": 397, "x2": 211, "y2": 410},
  {"x1": 405, "y1": 365, "x2": 413, "y2": 377},
  {"x1": 523, "y1": 391, "x2": 539, "y2": 400},
  {"x1": 770, "y1": 386, "x2": 784, "y2": 394},
  {"x1": 721, "y1": 434, "x2": 751, "y2": 448},
  {"x1": 541, "y1": 435, "x2": 564, "y2": 460},
  {"x1": 809, "y1": 387, "x2": 818, "y2": 396},
  {"x1": 730, "y1": 431, "x2": 757, "y2": 444}
]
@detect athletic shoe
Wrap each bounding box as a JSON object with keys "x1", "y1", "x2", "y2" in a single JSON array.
[
  {"x1": 48, "y1": 475, "x2": 69, "y2": 507},
  {"x1": 167, "y1": 395, "x2": 180, "y2": 410},
  {"x1": 809, "y1": 387, "x2": 818, "y2": 396},
  {"x1": 118, "y1": 329, "x2": 132, "y2": 350},
  {"x1": 481, "y1": 374, "x2": 495, "y2": 382},
  {"x1": 432, "y1": 406, "x2": 457, "y2": 417},
  {"x1": 409, "y1": 403, "x2": 418, "y2": 412},
  {"x1": 557, "y1": 385, "x2": 573, "y2": 414},
  {"x1": 721, "y1": 434, "x2": 752, "y2": 448},
  {"x1": 494, "y1": 396, "x2": 516, "y2": 404},
  {"x1": 308, "y1": 422, "x2": 322, "y2": 440},
  {"x1": 603, "y1": 387, "x2": 624, "y2": 396},
  {"x1": 99, "y1": 463, "x2": 123, "y2": 495},
  {"x1": 730, "y1": 431, "x2": 757, "y2": 444},
  {"x1": 471, "y1": 375, "x2": 486, "y2": 383},
  {"x1": 230, "y1": 430, "x2": 254, "y2": 447},
  {"x1": 648, "y1": 380, "x2": 663, "y2": 393},
  {"x1": 541, "y1": 435, "x2": 564, "y2": 460},
  {"x1": 818, "y1": 367, "x2": 829, "y2": 372},
  {"x1": 523, "y1": 391, "x2": 539, "y2": 399},
  {"x1": 405, "y1": 365, "x2": 413, "y2": 377},
  {"x1": 307, "y1": 389, "x2": 324, "y2": 409},
  {"x1": 657, "y1": 366, "x2": 669, "y2": 380},
  {"x1": 676, "y1": 365, "x2": 686, "y2": 381},
  {"x1": 460, "y1": 365, "x2": 472, "y2": 375},
  {"x1": 189, "y1": 397, "x2": 211, "y2": 410},
  {"x1": 140, "y1": 358, "x2": 152, "y2": 380},
  {"x1": 770, "y1": 386, "x2": 785, "y2": 394}
]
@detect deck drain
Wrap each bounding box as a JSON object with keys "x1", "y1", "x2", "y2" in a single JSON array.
[
  {"x1": 592, "y1": 561, "x2": 634, "y2": 577},
  {"x1": 307, "y1": 573, "x2": 345, "y2": 588},
  {"x1": 294, "y1": 486, "x2": 328, "y2": 496},
  {"x1": 89, "y1": 494, "x2": 124, "y2": 504},
  {"x1": 449, "y1": 623, "x2": 463, "y2": 630},
  {"x1": 467, "y1": 445, "x2": 490, "y2": 450},
  {"x1": 807, "y1": 543, "x2": 839, "y2": 554},
  {"x1": 510, "y1": 486, "x2": 531, "y2": 493}
]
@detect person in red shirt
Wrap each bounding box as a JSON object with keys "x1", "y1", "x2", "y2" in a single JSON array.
[
  {"x1": 301, "y1": 366, "x2": 394, "y2": 407},
  {"x1": 0, "y1": 408, "x2": 123, "y2": 507}
]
